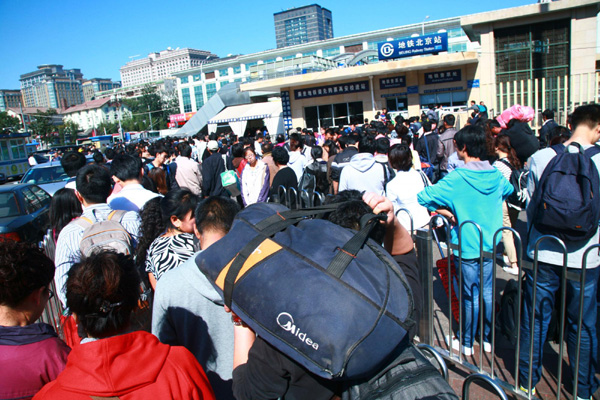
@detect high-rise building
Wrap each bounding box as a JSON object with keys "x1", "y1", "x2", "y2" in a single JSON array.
[
  {"x1": 119, "y1": 48, "x2": 217, "y2": 88},
  {"x1": 82, "y1": 78, "x2": 122, "y2": 102},
  {"x1": 0, "y1": 90, "x2": 23, "y2": 111},
  {"x1": 20, "y1": 64, "x2": 84, "y2": 110},
  {"x1": 274, "y1": 4, "x2": 333, "y2": 48}
]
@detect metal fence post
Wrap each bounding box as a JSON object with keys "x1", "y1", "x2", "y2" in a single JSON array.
[{"x1": 415, "y1": 227, "x2": 434, "y2": 345}]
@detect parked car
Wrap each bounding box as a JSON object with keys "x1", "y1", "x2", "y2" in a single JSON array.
[
  {"x1": 0, "y1": 172, "x2": 6, "y2": 185},
  {"x1": 19, "y1": 161, "x2": 69, "y2": 196},
  {"x1": 0, "y1": 184, "x2": 51, "y2": 243}
]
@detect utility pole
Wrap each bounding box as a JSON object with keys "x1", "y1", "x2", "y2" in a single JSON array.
[
  {"x1": 19, "y1": 102, "x2": 28, "y2": 133},
  {"x1": 148, "y1": 104, "x2": 153, "y2": 131}
]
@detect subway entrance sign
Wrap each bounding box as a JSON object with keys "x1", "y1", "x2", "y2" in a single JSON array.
[{"x1": 377, "y1": 32, "x2": 448, "y2": 61}]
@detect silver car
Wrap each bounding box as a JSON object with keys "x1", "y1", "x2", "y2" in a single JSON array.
[{"x1": 19, "y1": 161, "x2": 69, "y2": 196}]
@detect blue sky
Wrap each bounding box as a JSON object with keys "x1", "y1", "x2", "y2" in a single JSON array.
[{"x1": 0, "y1": 0, "x2": 530, "y2": 90}]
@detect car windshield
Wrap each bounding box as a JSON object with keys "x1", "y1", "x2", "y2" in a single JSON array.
[
  {"x1": 0, "y1": 193, "x2": 20, "y2": 218},
  {"x1": 21, "y1": 166, "x2": 67, "y2": 184}
]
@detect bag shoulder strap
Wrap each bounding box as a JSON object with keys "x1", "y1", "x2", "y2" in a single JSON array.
[
  {"x1": 498, "y1": 158, "x2": 515, "y2": 172},
  {"x1": 74, "y1": 216, "x2": 94, "y2": 229},
  {"x1": 222, "y1": 154, "x2": 229, "y2": 171},
  {"x1": 585, "y1": 144, "x2": 600, "y2": 158},
  {"x1": 107, "y1": 209, "x2": 127, "y2": 224},
  {"x1": 424, "y1": 135, "x2": 432, "y2": 163}
]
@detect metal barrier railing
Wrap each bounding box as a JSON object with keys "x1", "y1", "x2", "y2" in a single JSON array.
[
  {"x1": 416, "y1": 214, "x2": 596, "y2": 400},
  {"x1": 272, "y1": 186, "x2": 327, "y2": 209}
]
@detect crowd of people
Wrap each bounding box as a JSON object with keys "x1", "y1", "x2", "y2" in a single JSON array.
[{"x1": 1, "y1": 101, "x2": 599, "y2": 400}]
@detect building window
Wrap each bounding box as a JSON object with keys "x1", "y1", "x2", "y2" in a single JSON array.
[
  {"x1": 322, "y1": 47, "x2": 341, "y2": 58},
  {"x1": 219, "y1": 68, "x2": 229, "y2": 77},
  {"x1": 182, "y1": 88, "x2": 192, "y2": 112},
  {"x1": 386, "y1": 96, "x2": 408, "y2": 112},
  {"x1": 495, "y1": 19, "x2": 569, "y2": 110},
  {"x1": 419, "y1": 91, "x2": 467, "y2": 108},
  {"x1": 194, "y1": 86, "x2": 204, "y2": 110},
  {"x1": 206, "y1": 83, "x2": 217, "y2": 101},
  {"x1": 180, "y1": 76, "x2": 189, "y2": 84},
  {"x1": 233, "y1": 66, "x2": 242, "y2": 74},
  {"x1": 304, "y1": 101, "x2": 363, "y2": 130}
]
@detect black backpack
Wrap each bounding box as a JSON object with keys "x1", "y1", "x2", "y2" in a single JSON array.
[
  {"x1": 498, "y1": 159, "x2": 529, "y2": 210},
  {"x1": 340, "y1": 345, "x2": 458, "y2": 400},
  {"x1": 530, "y1": 143, "x2": 600, "y2": 242},
  {"x1": 299, "y1": 161, "x2": 329, "y2": 194},
  {"x1": 498, "y1": 278, "x2": 561, "y2": 346}
]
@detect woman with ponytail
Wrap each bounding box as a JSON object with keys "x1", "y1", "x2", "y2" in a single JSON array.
[{"x1": 492, "y1": 134, "x2": 521, "y2": 275}]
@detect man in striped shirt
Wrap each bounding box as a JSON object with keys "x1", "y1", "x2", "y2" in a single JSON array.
[{"x1": 54, "y1": 165, "x2": 140, "y2": 307}]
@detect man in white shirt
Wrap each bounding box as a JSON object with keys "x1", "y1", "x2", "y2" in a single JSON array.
[{"x1": 108, "y1": 154, "x2": 161, "y2": 212}]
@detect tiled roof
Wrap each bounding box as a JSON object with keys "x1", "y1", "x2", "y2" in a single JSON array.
[{"x1": 62, "y1": 97, "x2": 111, "y2": 114}]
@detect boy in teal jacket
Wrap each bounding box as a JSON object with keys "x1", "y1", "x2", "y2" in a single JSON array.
[{"x1": 418, "y1": 125, "x2": 513, "y2": 356}]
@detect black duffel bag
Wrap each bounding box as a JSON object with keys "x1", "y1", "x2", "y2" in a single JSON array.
[{"x1": 195, "y1": 202, "x2": 415, "y2": 380}]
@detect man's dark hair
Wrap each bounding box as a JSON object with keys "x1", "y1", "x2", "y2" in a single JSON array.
[
  {"x1": 0, "y1": 241, "x2": 54, "y2": 307},
  {"x1": 376, "y1": 137, "x2": 390, "y2": 155},
  {"x1": 61, "y1": 151, "x2": 87, "y2": 177},
  {"x1": 92, "y1": 151, "x2": 104, "y2": 164},
  {"x1": 346, "y1": 134, "x2": 359, "y2": 146},
  {"x1": 571, "y1": 104, "x2": 600, "y2": 131},
  {"x1": 110, "y1": 154, "x2": 142, "y2": 182},
  {"x1": 311, "y1": 145, "x2": 323, "y2": 160},
  {"x1": 262, "y1": 142, "x2": 273, "y2": 154},
  {"x1": 454, "y1": 125, "x2": 487, "y2": 159},
  {"x1": 272, "y1": 146, "x2": 289, "y2": 165},
  {"x1": 177, "y1": 142, "x2": 192, "y2": 158},
  {"x1": 195, "y1": 196, "x2": 240, "y2": 235},
  {"x1": 337, "y1": 135, "x2": 347, "y2": 150},
  {"x1": 104, "y1": 147, "x2": 116, "y2": 161},
  {"x1": 76, "y1": 164, "x2": 113, "y2": 204},
  {"x1": 149, "y1": 143, "x2": 168, "y2": 157},
  {"x1": 66, "y1": 251, "x2": 140, "y2": 338},
  {"x1": 231, "y1": 142, "x2": 245, "y2": 158},
  {"x1": 325, "y1": 190, "x2": 385, "y2": 243},
  {"x1": 358, "y1": 135, "x2": 376, "y2": 154},
  {"x1": 542, "y1": 109, "x2": 555, "y2": 120},
  {"x1": 443, "y1": 114, "x2": 455, "y2": 127},
  {"x1": 289, "y1": 133, "x2": 302, "y2": 151},
  {"x1": 421, "y1": 120, "x2": 432, "y2": 133},
  {"x1": 388, "y1": 144, "x2": 413, "y2": 172}
]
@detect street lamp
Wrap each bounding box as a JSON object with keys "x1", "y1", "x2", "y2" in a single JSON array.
[
  {"x1": 422, "y1": 15, "x2": 430, "y2": 36},
  {"x1": 111, "y1": 94, "x2": 124, "y2": 142}
]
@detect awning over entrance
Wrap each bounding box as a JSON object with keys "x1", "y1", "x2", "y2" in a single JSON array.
[{"x1": 208, "y1": 101, "x2": 283, "y2": 137}]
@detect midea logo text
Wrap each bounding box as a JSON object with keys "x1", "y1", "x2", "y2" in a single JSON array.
[{"x1": 277, "y1": 312, "x2": 319, "y2": 350}]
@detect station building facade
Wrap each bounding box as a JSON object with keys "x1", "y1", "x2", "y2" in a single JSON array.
[{"x1": 174, "y1": 0, "x2": 599, "y2": 135}]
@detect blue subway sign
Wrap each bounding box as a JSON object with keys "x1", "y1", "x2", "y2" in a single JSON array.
[{"x1": 377, "y1": 32, "x2": 448, "y2": 61}]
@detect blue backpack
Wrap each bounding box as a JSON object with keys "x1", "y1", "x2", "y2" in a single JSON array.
[{"x1": 530, "y1": 142, "x2": 600, "y2": 243}]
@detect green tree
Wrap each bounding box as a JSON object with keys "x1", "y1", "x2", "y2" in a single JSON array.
[
  {"x1": 58, "y1": 120, "x2": 80, "y2": 144},
  {"x1": 29, "y1": 109, "x2": 59, "y2": 144},
  {"x1": 97, "y1": 121, "x2": 118, "y2": 135},
  {"x1": 123, "y1": 84, "x2": 180, "y2": 131},
  {"x1": 0, "y1": 111, "x2": 21, "y2": 131}
]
